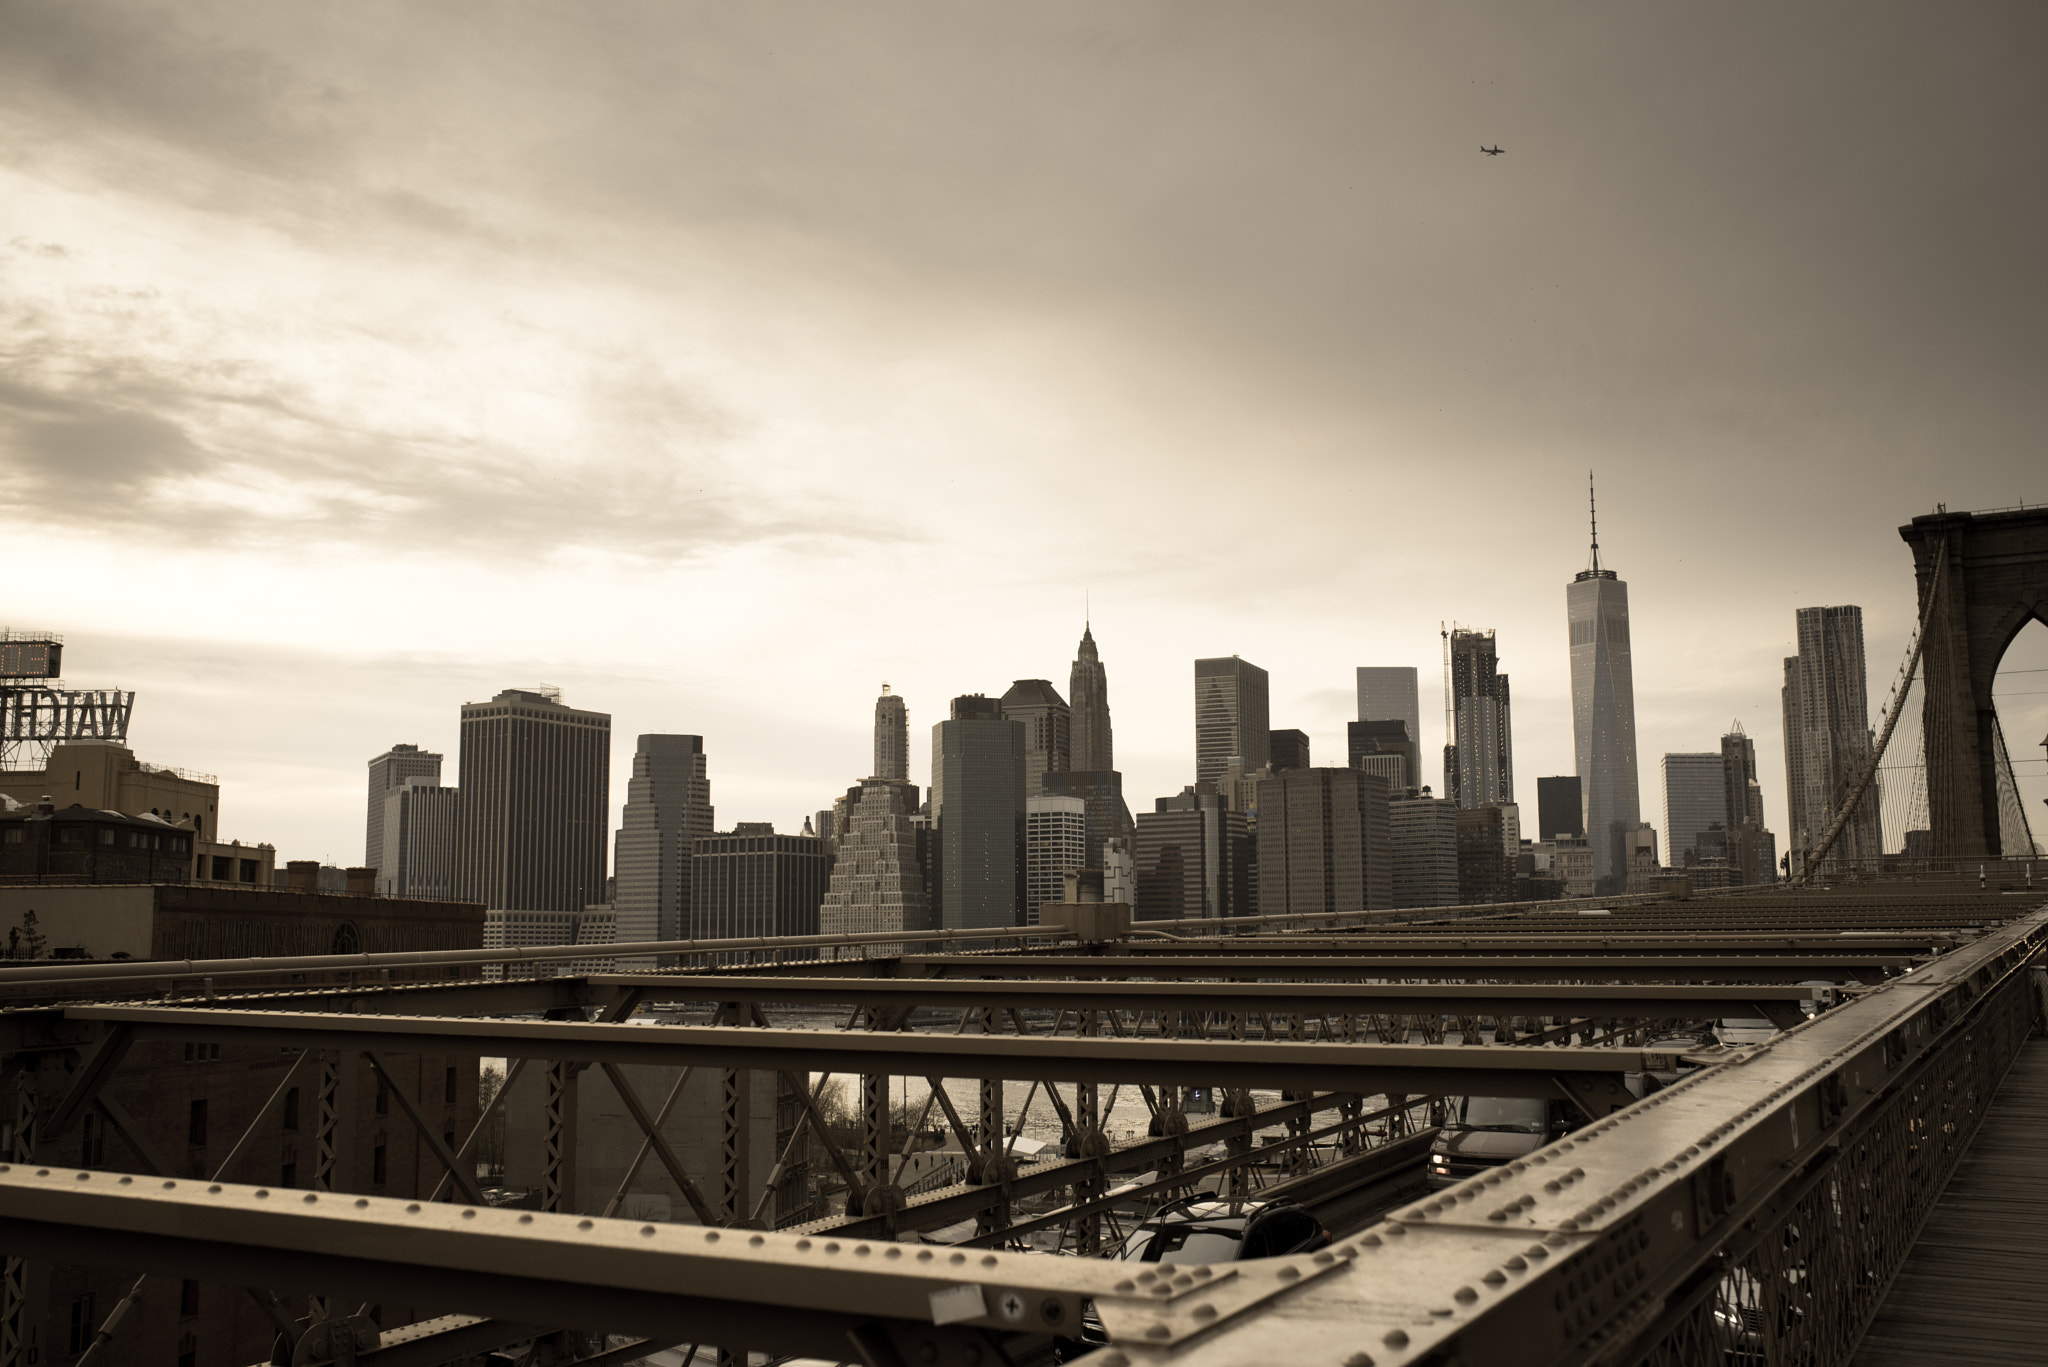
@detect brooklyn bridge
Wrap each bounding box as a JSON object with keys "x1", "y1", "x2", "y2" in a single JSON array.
[{"x1": 1, "y1": 506, "x2": 2045, "y2": 1367}]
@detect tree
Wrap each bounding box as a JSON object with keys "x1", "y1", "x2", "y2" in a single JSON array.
[
  {"x1": 476, "y1": 1064, "x2": 506, "y2": 1180},
  {"x1": 18, "y1": 910, "x2": 45, "y2": 961}
]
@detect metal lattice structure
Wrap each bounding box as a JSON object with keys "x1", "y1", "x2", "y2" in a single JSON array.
[{"x1": 0, "y1": 883, "x2": 2044, "y2": 1367}]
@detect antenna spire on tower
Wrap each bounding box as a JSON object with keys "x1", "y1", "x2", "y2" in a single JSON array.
[{"x1": 1588, "y1": 470, "x2": 1602, "y2": 573}]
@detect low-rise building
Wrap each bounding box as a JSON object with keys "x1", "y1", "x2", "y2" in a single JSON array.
[
  {"x1": 481, "y1": 905, "x2": 617, "y2": 979},
  {"x1": 1551, "y1": 834, "x2": 1597, "y2": 896},
  {"x1": 0, "y1": 802, "x2": 194, "y2": 885},
  {"x1": 0, "y1": 739, "x2": 221, "y2": 842},
  {"x1": 192, "y1": 837, "x2": 275, "y2": 888}
]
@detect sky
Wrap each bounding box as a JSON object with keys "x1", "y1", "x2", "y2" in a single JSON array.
[{"x1": 3, "y1": 1, "x2": 2045, "y2": 864}]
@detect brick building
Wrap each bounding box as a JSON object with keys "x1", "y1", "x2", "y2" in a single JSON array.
[{"x1": 2, "y1": 881, "x2": 485, "y2": 1365}]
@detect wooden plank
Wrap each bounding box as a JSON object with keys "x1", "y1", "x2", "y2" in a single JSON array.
[{"x1": 1852, "y1": 1039, "x2": 2048, "y2": 1365}]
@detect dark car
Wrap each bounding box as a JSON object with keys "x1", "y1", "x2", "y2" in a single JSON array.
[
  {"x1": 1053, "y1": 1201, "x2": 1330, "y2": 1361},
  {"x1": 1426, "y1": 1095, "x2": 1589, "y2": 1189}
]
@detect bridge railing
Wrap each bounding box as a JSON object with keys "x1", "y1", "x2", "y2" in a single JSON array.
[{"x1": 1139, "y1": 901, "x2": 2048, "y2": 1366}]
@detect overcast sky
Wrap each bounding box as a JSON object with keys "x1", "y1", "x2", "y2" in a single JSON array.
[{"x1": 4, "y1": 1, "x2": 2044, "y2": 864}]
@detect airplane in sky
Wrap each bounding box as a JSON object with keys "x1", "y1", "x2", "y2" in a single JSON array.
[{"x1": 1482, "y1": 145, "x2": 1505, "y2": 156}]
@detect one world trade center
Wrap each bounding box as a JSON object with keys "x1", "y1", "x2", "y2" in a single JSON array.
[{"x1": 1568, "y1": 478, "x2": 1641, "y2": 894}]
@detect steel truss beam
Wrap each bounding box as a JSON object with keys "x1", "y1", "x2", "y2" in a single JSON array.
[
  {"x1": 800, "y1": 1091, "x2": 1375, "y2": 1240},
  {"x1": 890, "y1": 953, "x2": 1914, "y2": 983},
  {"x1": 5, "y1": 882, "x2": 1977, "y2": 999},
  {"x1": 581, "y1": 974, "x2": 1818, "y2": 1026},
  {"x1": 36, "y1": 1006, "x2": 1652, "y2": 1099}
]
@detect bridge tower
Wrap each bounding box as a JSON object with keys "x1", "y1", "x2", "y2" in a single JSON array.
[{"x1": 1898, "y1": 507, "x2": 2048, "y2": 858}]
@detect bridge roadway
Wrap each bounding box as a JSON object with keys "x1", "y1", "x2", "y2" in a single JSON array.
[{"x1": 1850, "y1": 1035, "x2": 2048, "y2": 1365}]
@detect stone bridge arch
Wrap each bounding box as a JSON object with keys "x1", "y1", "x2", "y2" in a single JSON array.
[{"x1": 1899, "y1": 507, "x2": 2048, "y2": 858}]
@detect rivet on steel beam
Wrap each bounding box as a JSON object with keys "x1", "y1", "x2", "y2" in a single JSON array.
[{"x1": 1383, "y1": 1329, "x2": 1410, "y2": 1347}]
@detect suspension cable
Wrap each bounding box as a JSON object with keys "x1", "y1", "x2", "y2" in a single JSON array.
[{"x1": 1798, "y1": 537, "x2": 1947, "y2": 883}]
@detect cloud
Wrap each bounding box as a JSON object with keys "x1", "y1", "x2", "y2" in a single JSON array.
[
  {"x1": 0, "y1": 380, "x2": 210, "y2": 489},
  {"x1": 0, "y1": 289, "x2": 894, "y2": 562}
]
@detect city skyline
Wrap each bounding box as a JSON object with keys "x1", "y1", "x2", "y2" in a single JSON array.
[{"x1": 4, "y1": 5, "x2": 2044, "y2": 866}]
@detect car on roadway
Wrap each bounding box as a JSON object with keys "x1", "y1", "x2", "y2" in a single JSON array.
[
  {"x1": 1052, "y1": 1200, "x2": 1331, "y2": 1362},
  {"x1": 1426, "y1": 1095, "x2": 1590, "y2": 1189}
]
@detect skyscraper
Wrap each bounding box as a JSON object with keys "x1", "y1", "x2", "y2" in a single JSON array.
[
  {"x1": 366, "y1": 744, "x2": 442, "y2": 875},
  {"x1": 1568, "y1": 484, "x2": 1642, "y2": 894},
  {"x1": 931, "y1": 696, "x2": 1026, "y2": 929},
  {"x1": 1194, "y1": 656, "x2": 1270, "y2": 787},
  {"x1": 1070, "y1": 624, "x2": 1114, "y2": 772},
  {"x1": 612, "y1": 734, "x2": 714, "y2": 962},
  {"x1": 1454, "y1": 806, "x2": 1515, "y2": 904},
  {"x1": 1038, "y1": 769, "x2": 1134, "y2": 873},
  {"x1": 1268, "y1": 729, "x2": 1311, "y2": 771},
  {"x1": 1355, "y1": 667, "x2": 1422, "y2": 759},
  {"x1": 1447, "y1": 629, "x2": 1513, "y2": 810},
  {"x1": 819, "y1": 777, "x2": 930, "y2": 939},
  {"x1": 1781, "y1": 658, "x2": 1807, "y2": 857},
  {"x1": 691, "y1": 826, "x2": 829, "y2": 941},
  {"x1": 1254, "y1": 768, "x2": 1392, "y2": 916},
  {"x1": 376, "y1": 777, "x2": 459, "y2": 899},
  {"x1": 1389, "y1": 793, "x2": 1459, "y2": 908},
  {"x1": 1661, "y1": 753, "x2": 1723, "y2": 866},
  {"x1": 1536, "y1": 775, "x2": 1584, "y2": 840},
  {"x1": 1133, "y1": 790, "x2": 1249, "y2": 921},
  {"x1": 1000, "y1": 679, "x2": 1071, "y2": 794},
  {"x1": 454, "y1": 688, "x2": 611, "y2": 913},
  {"x1": 874, "y1": 686, "x2": 908, "y2": 782},
  {"x1": 1784, "y1": 606, "x2": 1883, "y2": 874},
  {"x1": 1023, "y1": 793, "x2": 1088, "y2": 923},
  {"x1": 1720, "y1": 723, "x2": 1765, "y2": 831},
  {"x1": 1348, "y1": 719, "x2": 1420, "y2": 792}
]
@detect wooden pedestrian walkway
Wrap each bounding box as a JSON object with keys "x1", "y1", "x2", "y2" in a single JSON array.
[{"x1": 1850, "y1": 1036, "x2": 2048, "y2": 1365}]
